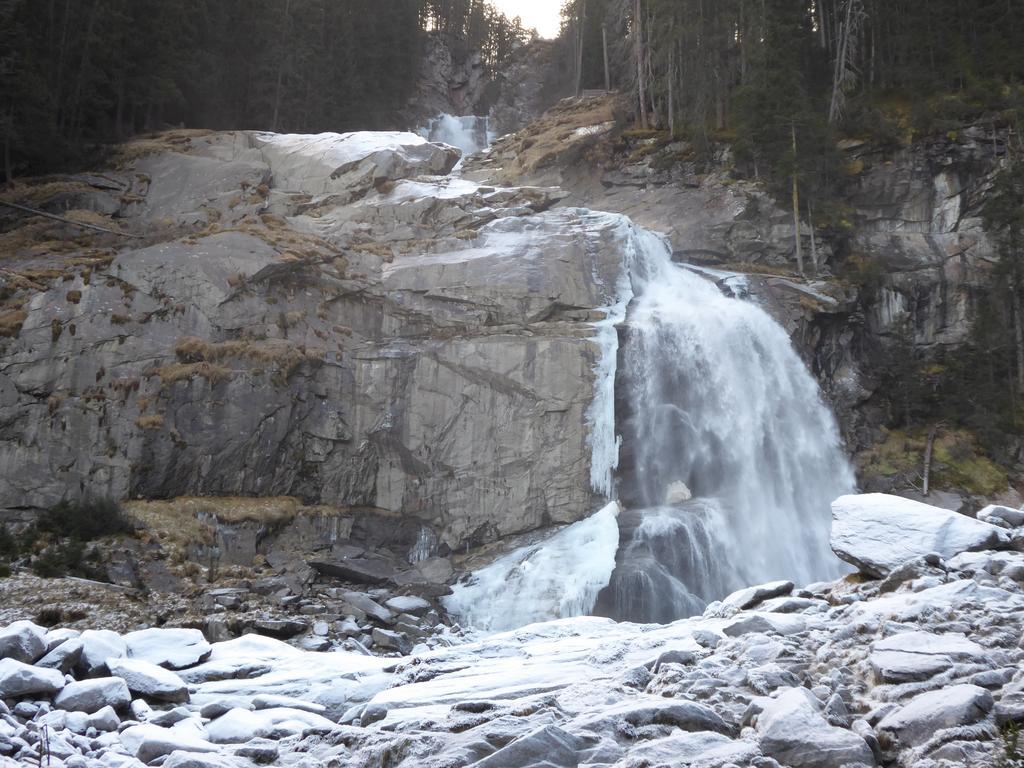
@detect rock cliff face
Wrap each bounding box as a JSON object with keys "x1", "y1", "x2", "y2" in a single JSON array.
[
  {"x1": 467, "y1": 96, "x2": 1017, "y2": 503},
  {"x1": 406, "y1": 33, "x2": 571, "y2": 137},
  {"x1": 0, "y1": 130, "x2": 639, "y2": 549}
]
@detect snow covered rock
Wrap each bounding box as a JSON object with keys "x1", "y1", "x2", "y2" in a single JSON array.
[
  {"x1": 876, "y1": 684, "x2": 994, "y2": 748},
  {"x1": 977, "y1": 504, "x2": 1024, "y2": 529},
  {"x1": 107, "y1": 657, "x2": 190, "y2": 703},
  {"x1": 124, "y1": 628, "x2": 211, "y2": 670},
  {"x1": 54, "y1": 677, "x2": 132, "y2": 713},
  {"x1": 35, "y1": 637, "x2": 84, "y2": 673},
  {"x1": 206, "y1": 707, "x2": 335, "y2": 744},
  {"x1": 0, "y1": 658, "x2": 65, "y2": 697},
  {"x1": 163, "y1": 753, "x2": 243, "y2": 768},
  {"x1": 383, "y1": 596, "x2": 431, "y2": 615},
  {"x1": 756, "y1": 687, "x2": 875, "y2": 767},
  {"x1": 869, "y1": 631, "x2": 989, "y2": 684},
  {"x1": 831, "y1": 493, "x2": 1010, "y2": 577},
  {"x1": 0, "y1": 621, "x2": 46, "y2": 663},
  {"x1": 251, "y1": 131, "x2": 461, "y2": 200},
  {"x1": 77, "y1": 629, "x2": 127, "y2": 676},
  {"x1": 473, "y1": 724, "x2": 587, "y2": 768},
  {"x1": 718, "y1": 580, "x2": 794, "y2": 612},
  {"x1": 721, "y1": 612, "x2": 805, "y2": 637},
  {"x1": 120, "y1": 722, "x2": 220, "y2": 763}
]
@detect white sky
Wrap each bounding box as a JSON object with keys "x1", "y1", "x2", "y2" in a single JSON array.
[{"x1": 489, "y1": 0, "x2": 562, "y2": 39}]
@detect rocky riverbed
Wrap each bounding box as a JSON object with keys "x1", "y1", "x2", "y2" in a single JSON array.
[{"x1": 1, "y1": 492, "x2": 1023, "y2": 768}]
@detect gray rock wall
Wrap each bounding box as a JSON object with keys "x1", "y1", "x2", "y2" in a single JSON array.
[{"x1": 0, "y1": 131, "x2": 631, "y2": 549}]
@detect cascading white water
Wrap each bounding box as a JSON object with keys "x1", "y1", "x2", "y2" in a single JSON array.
[
  {"x1": 444, "y1": 222, "x2": 854, "y2": 631},
  {"x1": 596, "y1": 228, "x2": 855, "y2": 621},
  {"x1": 417, "y1": 114, "x2": 494, "y2": 159},
  {"x1": 442, "y1": 502, "x2": 621, "y2": 632}
]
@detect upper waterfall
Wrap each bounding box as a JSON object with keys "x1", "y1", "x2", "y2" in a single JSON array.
[{"x1": 417, "y1": 114, "x2": 494, "y2": 160}]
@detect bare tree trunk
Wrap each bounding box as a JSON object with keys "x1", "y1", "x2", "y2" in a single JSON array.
[
  {"x1": 792, "y1": 124, "x2": 804, "y2": 277},
  {"x1": 1013, "y1": 275, "x2": 1024, "y2": 393},
  {"x1": 829, "y1": 0, "x2": 860, "y2": 125},
  {"x1": 602, "y1": 22, "x2": 610, "y2": 92},
  {"x1": 634, "y1": 0, "x2": 648, "y2": 129},
  {"x1": 3, "y1": 115, "x2": 11, "y2": 186},
  {"x1": 575, "y1": 0, "x2": 586, "y2": 96},
  {"x1": 271, "y1": 0, "x2": 292, "y2": 132},
  {"x1": 922, "y1": 424, "x2": 938, "y2": 496},
  {"x1": 808, "y1": 200, "x2": 818, "y2": 274}
]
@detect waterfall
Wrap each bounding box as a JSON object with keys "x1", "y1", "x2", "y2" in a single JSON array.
[
  {"x1": 595, "y1": 228, "x2": 855, "y2": 622},
  {"x1": 444, "y1": 222, "x2": 854, "y2": 631},
  {"x1": 417, "y1": 114, "x2": 494, "y2": 159}
]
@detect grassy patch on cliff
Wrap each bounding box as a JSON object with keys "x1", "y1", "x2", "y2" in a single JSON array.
[
  {"x1": 857, "y1": 428, "x2": 1008, "y2": 496},
  {"x1": 125, "y1": 496, "x2": 350, "y2": 555}
]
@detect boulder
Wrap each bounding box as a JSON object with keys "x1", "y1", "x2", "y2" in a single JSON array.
[
  {"x1": 77, "y1": 629, "x2": 127, "y2": 676},
  {"x1": 722, "y1": 613, "x2": 806, "y2": 637},
  {"x1": 340, "y1": 592, "x2": 394, "y2": 624},
  {"x1": 371, "y1": 628, "x2": 411, "y2": 654},
  {"x1": 757, "y1": 687, "x2": 875, "y2": 768},
  {"x1": 876, "y1": 684, "x2": 993, "y2": 748},
  {"x1": 475, "y1": 724, "x2": 586, "y2": 768},
  {"x1": 54, "y1": 677, "x2": 132, "y2": 713},
  {"x1": 124, "y1": 627, "x2": 212, "y2": 669},
  {"x1": 309, "y1": 558, "x2": 395, "y2": 586},
  {"x1": 251, "y1": 694, "x2": 325, "y2": 714},
  {"x1": 869, "y1": 631, "x2": 988, "y2": 684},
  {"x1": 0, "y1": 658, "x2": 65, "y2": 697},
  {"x1": 0, "y1": 621, "x2": 46, "y2": 664},
  {"x1": 251, "y1": 619, "x2": 308, "y2": 639},
  {"x1": 977, "y1": 504, "x2": 1024, "y2": 529},
  {"x1": 383, "y1": 596, "x2": 432, "y2": 615},
  {"x1": 34, "y1": 638, "x2": 84, "y2": 673},
  {"x1": 831, "y1": 494, "x2": 1010, "y2": 578},
  {"x1": 107, "y1": 657, "x2": 190, "y2": 703},
  {"x1": 664, "y1": 481, "x2": 692, "y2": 504},
  {"x1": 163, "y1": 753, "x2": 244, "y2": 768},
  {"x1": 120, "y1": 723, "x2": 220, "y2": 763},
  {"x1": 719, "y1": 580, "x2": 794, "y2": 612}
]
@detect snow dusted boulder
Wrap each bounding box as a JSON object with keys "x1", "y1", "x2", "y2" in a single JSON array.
[
  {"x1": 0, "y1": 658, "x2": 65, "y2": 697},
  {"x1": 54, "y1": 677, "x2": 132, "y2": 713},
  {"x1": 35, "y1": 637, "x2": 84, "y2": 673},
  {"x1": 383, "y1": 595, "x2": 432, "y2": 616},
  {"x1": 124, "y1": 628, "x2": 211, "y2": 670},
  {"x1": 0, "y1": 620, "x2": 46, "y2": 663},
  {"x1": 251, "y1": 131, "x2": 461, "y2": 200},
  {"x1": 163, "y1": 753, "x2": 244, "y2": 768},
  {"x1": 831, "y1": 493, "x2": 1010, "y2": 578},
  {"x1": 107, "y1": 657, "x2": 190, "y2": 703},
  {"x1": 77, "y1": 629, "x2": 127, "y2": 676},
  {"x1": 206, "y1": 707, "x2": 335, "y2": 744},
  {"x1": 756, "y1": 687, "x2": 875, "y2": 767},
  {"x1": 876, "y1": 684, "x2": 993, "y2": 748},
  {"x1": 718, "y1": 580, "x2": 794, "y2": 613},
  {"x1": 721, "y1": 612, "x2": 805, "y2": 637},
  {"x1": 869, "y1": 631, "x2": 989, "y2": 684},
  {"x1": 120, "y1": 722, "x2": 220, "y2": 763},
  {"x1": 473, "y1": 724, "x2": 588, "y2": 768},
  {"x1": 977, "y1": 504, "x2": 1024, "y2": 529}
]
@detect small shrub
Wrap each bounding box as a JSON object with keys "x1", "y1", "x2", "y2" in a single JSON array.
[
  {"x1": 0, "y1": 563, "x2": 11, "y2": 578},
  {"x1": 35, "y1": 607, "x2": 63, "y2": 627},
  {"x1": 0, "y1": 525, "x2": 18, "y2": 558},
  {"x1": 37, "y1": 498, "x2": 135, "y2": 541}
]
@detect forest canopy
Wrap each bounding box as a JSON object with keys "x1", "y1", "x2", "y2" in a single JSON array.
[{"x1": 0, "y1": 0, "x2": 532, "y2": 178}]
